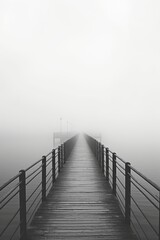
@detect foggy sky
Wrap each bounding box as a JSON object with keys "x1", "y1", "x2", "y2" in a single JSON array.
[{"x1": 0, "y1": 0, "x2": 160, "y2": 182}]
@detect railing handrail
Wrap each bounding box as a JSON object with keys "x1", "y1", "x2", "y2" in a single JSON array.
[
  {"x1": 25, "y1": 158, "x2": 42, "y2": 172},
  {"x1": 0, "y1": 173, "x2": 21, "y2": 192},
  {"x1": 24, "y1": 148, "x2": 59, "y2": 172},
  {"x1": 130, "y1": 165, "x2": 160, "y2": 192}
]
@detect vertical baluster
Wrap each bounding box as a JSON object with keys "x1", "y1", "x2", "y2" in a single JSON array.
[
  {"x1": 98, "y1": 143, "x2": 101, "y2": 166},
  {"x1": 112, "y1": 153, "x2": 116, "y2": 195},
  {"x1": 60, "y1": 145, "x2": 62, "y2": 167},
  {"x1": 96, "y1": 141, "x2": 98, "y2": 160},
  {"x1": 125, "y1": 162, "x2": 131, "y2": 225},
  {"x1": 52, "y1": 149, "x2": 55, "y2": 184},
  {"x1": 96, "y1": 142, "x2": 98, "y2": 161},
  {"x1": 101, "y1": 145, "x2": 104, "y2": 174},
  {"x1": 100, "y1": 143, "x2": 102, "y2": 167},
  {"x1": 19, "y1": 170, "x2": 27, "y2": 240},
  {"x1": 94, "y1": 139, "x2": 96, "y2": 157},
  {"x1": 60, "y1": 145, "x2": 62, "y2": 168},
  {"x1": 58, "y1": 146, "x2": 61, "y2": 173},
  {"x1": 42, "y1": 156, "x2": 46, "y2": 202},
  {"x1": 106, "y1": 148, "x2": 109, "y2": 181},
  {"x1": 65, "y1": 141, "x2": 68, "y2": 160},
  {"x1": 97, "y1": 142, "x2": 99, "y2": 163},
  {"x1": 64, "y1": 143, "x2": 66, "y2": 163},
  {"x1": 61, "y1": 143, "x2": 64, "y2": 167}
]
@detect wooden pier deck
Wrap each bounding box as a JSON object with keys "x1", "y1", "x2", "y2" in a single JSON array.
[{"x1": 27, "y1": 136, "x2": 137, "y2": 240}]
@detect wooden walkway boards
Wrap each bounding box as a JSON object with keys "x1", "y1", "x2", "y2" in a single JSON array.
[{"x1": 27, "y1": 136, "x2": 137, "y2": 240}]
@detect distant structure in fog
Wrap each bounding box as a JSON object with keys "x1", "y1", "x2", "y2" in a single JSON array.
[{"x1": 53, "y1": 131, "x2": 74, "y2": 147}]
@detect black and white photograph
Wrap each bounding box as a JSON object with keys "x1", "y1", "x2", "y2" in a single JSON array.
[{"x1": 0, "y1": 1, "x2": 160, "y2": 239}]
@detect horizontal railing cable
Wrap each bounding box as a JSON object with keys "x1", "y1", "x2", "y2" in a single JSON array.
[
  {"x1": 26, "y1": 164, "x2": 43, "y2": 180},
  {"x1": 0, "y1": 208, "x2": 20, "y2": 237},
  {"x1": 130, "y1": 220, "x2": 142, "y2": 240},
  {"x1": 131, "y1": 166, "x2": 160, "y2": 191},
  {"x1": 116, "y1": 176, "x2": 125, "y2": 189},
  {"x1": 46, "y1": 181, "x2": 53, "y2": 193},
  {"x1": 131, "y1": 180, "x2": 159, "y2": 209},
  {"x1": 0, "y1": 174, "x2": 20, "y2": 191},
  {"x1": 27, "y1": 197, "x2": 42, "y2": 225},
  {"x1": 130, "y1": 174, "x2": 159, "y2": 202},
  {"x1": 26, "y1": 182, "x2": 42, "y2": 203},
  {"x1": 0, "y1": 190, "x2": 19, "y2": 210},
  {"x1": 46, "y1": 159, "x2": 52, "y2": 167},
  {"x1": 9, "y1": 223, "x2": 20, "y2": 240},
  {"x1": 116, "y1": 164, "x2": 125, "y2": 176},
  {"x1": 26, "y1": 169, "x2": 42, "y2": 185},
  {"x1": 130, "y1": 209, "x2": 149, "y2": 240},
  {"x1": 25, "y1": 159, "x2": 42, "y2": 172},
  {"x1": 0, "y1": 182, "x2": 20, "y2": 205},
  {"x1": 26, "y1": 190, "x2": 42, "y2": 215},
  {"x1": 45, "y1": 151, "x2": 52, "y2": 158}
]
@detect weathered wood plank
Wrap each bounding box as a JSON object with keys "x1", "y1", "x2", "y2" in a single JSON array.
[{"x1": 27, "y1": 136, "x2": 137, "y2": 240}]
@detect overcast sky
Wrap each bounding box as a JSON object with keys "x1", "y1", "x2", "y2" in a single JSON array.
[{"x1": 0, "y1": 0, "x2": 160, "y2": 182}]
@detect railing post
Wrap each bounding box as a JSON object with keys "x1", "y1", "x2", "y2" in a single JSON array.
[
  {"x1": 94, "y1": 139, "x2": 96, "y2": 157},
  {"x1": 112, "y1": 153, "x2": 116, "y2": 195},
  {"x1": 63, "y1": 143, "x2": 66, "y2": 163},
  {"x1": 19, "y1": 170, "x2": 27, "y2": 240},
  {"x1": 106, "y1": 148, "x2": 109, "y2": 181},
  {"x1": 96, "y1": 141, "x2": 98, "y2": 159},
  {"x1": 96, "y1": 142, "x2": 97, "y2": 160},
  {"x1": 61, "y1": 144, "x2": 64, "y2": 166},
  {"x1": 125, "y1": 162, "x2": 131, "y2": 225},
  {"x1": 52, "y1": 149, "x2": 55, "y2": 184},
  {"x1": 58, "y1": 146, "x2": 61, "y2": 173},
  {"x1": 97, "y1": 142, "x2": 100, "y2": 164},
  {"x1": 42, "y1": 156, "x2": 46, "y2": 202},
  {"x1": 97, "y1": 142, "x2": 99, "y2": 162},
  {"x1": 99, "y1": 143, "x2": 102, "y2": 167},
  {"x1": 100, "y1": 144, "x2": 102, "y2": 167},
  {"x1": 101, "y1": 145, "x2": 104, "y2": 174}
]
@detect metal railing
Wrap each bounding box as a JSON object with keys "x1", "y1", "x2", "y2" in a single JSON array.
[
  {"x1": 85, "y1": 134, "x2": 160, "y2": 240},
  {"x1": 0, "y1": 135, "x2": 78, "y2": 240}
]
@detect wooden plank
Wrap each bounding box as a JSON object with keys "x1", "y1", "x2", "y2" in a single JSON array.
[{"x1": 27, "y1": 136, "x2": 137, "y2": 240}]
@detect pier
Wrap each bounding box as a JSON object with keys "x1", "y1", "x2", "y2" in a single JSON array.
[{"x1": 0, "y1": 134, "x2": 160, "y2": 240}]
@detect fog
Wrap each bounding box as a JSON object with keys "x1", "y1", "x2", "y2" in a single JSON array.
[{"x1": 0, "y1": 0, "x2": 160, "y2": 184}]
